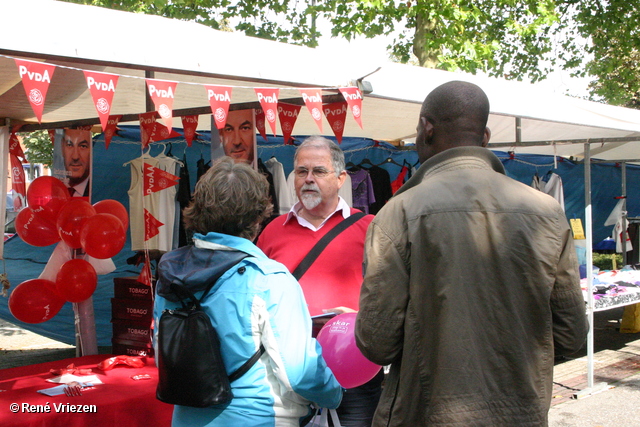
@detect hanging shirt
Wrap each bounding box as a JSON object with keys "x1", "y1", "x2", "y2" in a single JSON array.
[
  {"x1": 264, "y1": 157, "x2": 293, "y2": 215},
  {"x1": 347, "y1": 169, "x2": 376, "y2": 214},
  {"x1": 127, "y1": 154, "x2": 181, "y2": 252}
]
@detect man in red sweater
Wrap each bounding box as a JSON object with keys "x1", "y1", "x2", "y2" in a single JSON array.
[{"x1": 257, "y1": 136, "x2": 382, "y2": 427}]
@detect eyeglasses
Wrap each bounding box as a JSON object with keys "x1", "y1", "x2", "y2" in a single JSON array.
[{"x1": 294, "y1": 167, "x2": 335, "y2": 178}]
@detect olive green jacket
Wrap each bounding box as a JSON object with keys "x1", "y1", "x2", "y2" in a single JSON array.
[{"x1": 356, "y1": 146, "x2": 587, "y2": 427}]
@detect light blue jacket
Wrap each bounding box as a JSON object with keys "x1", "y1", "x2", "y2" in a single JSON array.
[{"x1": 153, "y1": 232, "x2": 342, "y2": 427}]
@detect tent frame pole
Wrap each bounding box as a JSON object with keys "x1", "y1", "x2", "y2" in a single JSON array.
[{"x1": 574, "y1": 142, "x2": 609, "y2": 398}]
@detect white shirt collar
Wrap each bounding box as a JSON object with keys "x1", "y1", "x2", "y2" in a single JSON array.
[{"x1": 284, "y1": 196, "x2": 351, "y2": 231}]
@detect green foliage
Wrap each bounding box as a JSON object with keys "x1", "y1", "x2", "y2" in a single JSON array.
[
  {"x1": 20, "y1": 130, "x2": 53, "y2": 168},
  {"x1": 59, "y1": 0, "x2": 640, "y2": 108},
  {"x1": 592, "y1": 252, "x2": 624, "y2": 271}
]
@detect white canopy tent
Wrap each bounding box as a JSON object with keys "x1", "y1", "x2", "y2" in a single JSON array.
[{"x1": 2, "y1": 0, "x2": 640, "y2": 396}]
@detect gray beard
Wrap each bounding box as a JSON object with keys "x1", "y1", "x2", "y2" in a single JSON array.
[{"x1": 301, "y1": 192, "x2": 322, "y2": 210}]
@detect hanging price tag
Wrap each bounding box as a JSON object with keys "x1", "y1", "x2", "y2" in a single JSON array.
[{"x1": 570, "y1": 218, "x2": 585, "y2": 239}]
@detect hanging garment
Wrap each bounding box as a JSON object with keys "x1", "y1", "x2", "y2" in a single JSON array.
[
  {"x1": 543, "y1": 173, "x2": 565, "y2": 211},
  {"x1": 177, "y1": 153, "x2": 191, "y2": 247},
  {"x1": 347, "y1": 168, "x2": 376, "y2": 214},
  {"x1": 265, "y1": 157, "x2": 293, "y2": 215},
  {"x1": 127, "y1": 154, "x2": 181, "y2": 252},
  {"x1": 364, "y1": 165, "x2": 392, "y2": 215},
  {"x1": 391, "y1": 166, "x2": 409, "y2": 194}
]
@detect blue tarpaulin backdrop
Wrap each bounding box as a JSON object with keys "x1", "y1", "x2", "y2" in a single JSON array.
[{"x1": 1, "y1": 127, "x2": 638, "y2": 346}]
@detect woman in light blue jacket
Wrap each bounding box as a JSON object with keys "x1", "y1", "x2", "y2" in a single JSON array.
[{"x1": 153, "y1": 157, "x2": 342, "y2": 427}]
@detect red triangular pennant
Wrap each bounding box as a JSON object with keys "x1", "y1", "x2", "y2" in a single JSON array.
[
  {"x1": 139, "y1": 112, "x2": 181, "y2": 149},
  {"x1": 181, "y1": 115, "x2": 199, "y2": 147},
  {"x1": 145, "y1": 79, "x2": 178, "y2": 132},
  {"x1": 83, "y1": 70, "x2": 119, "y2": 132},
  {"x1": 277, "y1": 103, "x2": 301, "y2": 145},
  {"x1": 205, "y1": 85, "x2": 233, "y2": 130},
  {"x1": 323, "y1": 101, "x2": 348, "y2": 144},
  {"x1": 9, "y1": 131, "x2": 25, "y2": 160},
  {"x1": 338, "y1": 87, "x2": 364, "y2": 129},
  {"x1": 300, "y1": 88, "x2": 324, "y2": 133},
  {"x1": 104, "y1": 115, "x2": 122, "y2": 150},
  {"x1": 143, "y1": 162, "x2": 179, "y2": 195},
  {"x1": 254, "y1": 88, "x2": 279, "y2": 136},
  {"x1": 14, "y1": 59, "x2": 56, "y2": 123},
  {"x1": 9, "y1": 154, "x2": 26, "y2": 211},
  {"x1": 254, "y1": 109, "x2": 268, "y2": 142},
  {"x1": 137, "y1": 256, "x2": 153, "y2": 287},
  {"x1": 144, "y1": 208, "x2": 165, "y2": 241}
]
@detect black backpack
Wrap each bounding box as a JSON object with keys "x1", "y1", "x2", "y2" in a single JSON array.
[{"x1": 156, "y1": 254, "x2": 264, "y2": 408}]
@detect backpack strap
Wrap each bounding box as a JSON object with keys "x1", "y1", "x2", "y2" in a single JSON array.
[
  {"x1": 228, "y1": 343, "x2": 266, "y2": 382},
  {"x1": 292, "y1": 212, "x2": 366, "y2": 281}
]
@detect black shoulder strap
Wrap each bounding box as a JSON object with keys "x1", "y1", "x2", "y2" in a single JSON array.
[
  {"x1": 228, "y1": 344, "x2": 265, "y2": 382},
  {"x1": 292, "y1": 212, "x2": 366, "y2": 280}
]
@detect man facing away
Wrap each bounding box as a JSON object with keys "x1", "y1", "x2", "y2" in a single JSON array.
[
  {"x1": 355, "y1": 81, "x2": 588, "y2": 427},
  {"x1": 257, "y1": 136, "x2": 383, "y2": 427}
]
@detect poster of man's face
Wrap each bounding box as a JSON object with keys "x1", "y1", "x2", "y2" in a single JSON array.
[
  {"x1": 219, "y1": 109, "x2": 256, "y2": 168},
  {"x1": 52, "y1": 128, "x2": 92, "y2": 200}
]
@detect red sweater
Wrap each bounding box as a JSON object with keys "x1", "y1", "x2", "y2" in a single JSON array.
[{"x1": 257, "y1": 209, "x2": 373, "y2": 316}]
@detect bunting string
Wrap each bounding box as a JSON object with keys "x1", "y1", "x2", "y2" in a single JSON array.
[{"x1": 2, "y1": 53, "x2": 363, "y2": 142}]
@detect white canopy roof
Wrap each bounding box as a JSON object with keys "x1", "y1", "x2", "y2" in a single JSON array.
[{"x1": 2, "y1": 0, "x2": 640, "y2": 162}]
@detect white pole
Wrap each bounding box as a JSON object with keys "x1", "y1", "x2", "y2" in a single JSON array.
[{"x1": 584, "y1": 142, "x2": 594, "y2": 388}]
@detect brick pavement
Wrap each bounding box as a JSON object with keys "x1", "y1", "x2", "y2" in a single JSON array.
[{"x1": 551, "y1": 339, "x2": 640, "y2": 406}]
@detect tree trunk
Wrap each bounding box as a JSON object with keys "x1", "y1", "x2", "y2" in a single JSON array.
[{"x1": 413, "y1": 1, "x2": 439, "y2": 68}]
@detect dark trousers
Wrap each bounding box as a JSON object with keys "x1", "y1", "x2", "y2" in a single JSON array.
[{"x1": 331, "y1": 369, "x2": 385, "y2": 427}]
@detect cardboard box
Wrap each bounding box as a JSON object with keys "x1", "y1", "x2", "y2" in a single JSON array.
[
  {"x1": 114, "y1": 276, "x2": 155, "y2": 300},
  {"x1": 111, "y1": 298, "x2": 153, "y2": 322},
  {"x1": 111, "y1": 338, "x2": 154, "y2": 358},
  {"x1": 111, "y1": 318, "x2": 152, "y2": 343}
]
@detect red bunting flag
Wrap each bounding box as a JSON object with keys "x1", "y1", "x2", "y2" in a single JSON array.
[
  {"x1": 254, "y1": 88, "x2": 279, "y2": 136},
  {"x1": 83, "y1": 70, "x2": 119, "y2": 132},
  {"x1": 145, "y1": 79, "x2": 178, "y2": 132},
  {"x1": 48, "y1": 129, "x2": 56, "y2": 146},
  {"x1": 9, "y1": 130, "x2": 25, "y2": 160},
  {"x1": 139, "y1": 112, "x2": 181, "y2": 149},
  {"x1": 137, "y1": 256, "x2": 153, "y2": 287},
  {"x1": 104, "y1": 115, "x2": 122, "y2": 150},
  {"x1": 8, "y1": 130, "x2": 27, "y2": 210},
  {"x1": 299, "y1": 88, "x2": 324, "y2": 133},
  {"x1": 14, "y1": 59, "x2": 56, "y2": 123},
  {"x1": 323, "y1": 101, "x2": 348, "y2": 144},
  {"x1": 143, "y1": 162, "x2": 179, "y2": 195},
  {"x1": 144, "y1": 208, "x2": 165, "y2": 241},
  {"x1": 204, "y1": 85, "x2": 233, "y2": 130},
  {"x1": 9, "y1": 154, "x2": 26, "y2": 211},
  {"x1": 181, "y1": 115, "x2": 199, "y2": 147},
  {"x1": 277, "y1": 103, "x2": 301, "y2": 145},
  {"x1": 338, "y1": 87, "x2": 364, "y2": 129},
  {"x1": 254, "y1": 109, "x2": 268, "y2": 142}
]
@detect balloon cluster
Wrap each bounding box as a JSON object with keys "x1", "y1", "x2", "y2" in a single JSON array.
[
  {"x1": 9, "y1": 176, "x2": 129, "y2": 324},
  {"x1": 316, "y1": 313, "x2": 382, "y2": 389}
]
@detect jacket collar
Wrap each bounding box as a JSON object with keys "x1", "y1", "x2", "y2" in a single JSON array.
[{"x1": 394, "y1": 146, "x2": 505, "y2": 197}]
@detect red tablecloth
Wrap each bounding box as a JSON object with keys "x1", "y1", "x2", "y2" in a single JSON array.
[{"x1": 0, "y1": 355, "x2": 173, "y2": 427}]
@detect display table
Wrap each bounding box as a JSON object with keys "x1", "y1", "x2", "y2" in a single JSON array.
[
  {"x1": 582, "y1": 269, "x2": 640, "y2": 311},
  {"x1": 0, "y1": 354, "x2": 172, "y2": 427}
]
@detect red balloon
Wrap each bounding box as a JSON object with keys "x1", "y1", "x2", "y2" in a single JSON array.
[
  {"x1": 80, "y1": 213, "x2": 126, "y2": 259},
  {"x1": 8, "y1": 279, "x2": 65, "y2": 324},
  {"x1": 55, "y1": 259, "x2": 97, "y2": 303},
  {"x1": 56, "y1": 199, "x2": 97, "y2": 248},
  {"x1": 26, "y1": 176, "x2": 70, "y2": 224},
  {"x1": 15, "y1": 207, "x2": 61, "y2": 246},
  {"x1": 316, "y1": 313, "x2": 382, "y2": 389},
  {"x1": 93, "y1": 199, "x2": 129, "y2": 231}
]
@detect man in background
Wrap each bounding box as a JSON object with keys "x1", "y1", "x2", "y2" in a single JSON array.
[
  {"x1": 61, "y1": 128, "x2": 91, "y2": 198},
  {"x1": 220, "y1": 109, "x2": 256, "y2": 167},
  {"x1": 257, "y1": 136, "x2": 383, "y2": 427},
  {"x1": 355, "y1": 81, "x2": 588, "y2": 426}
]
